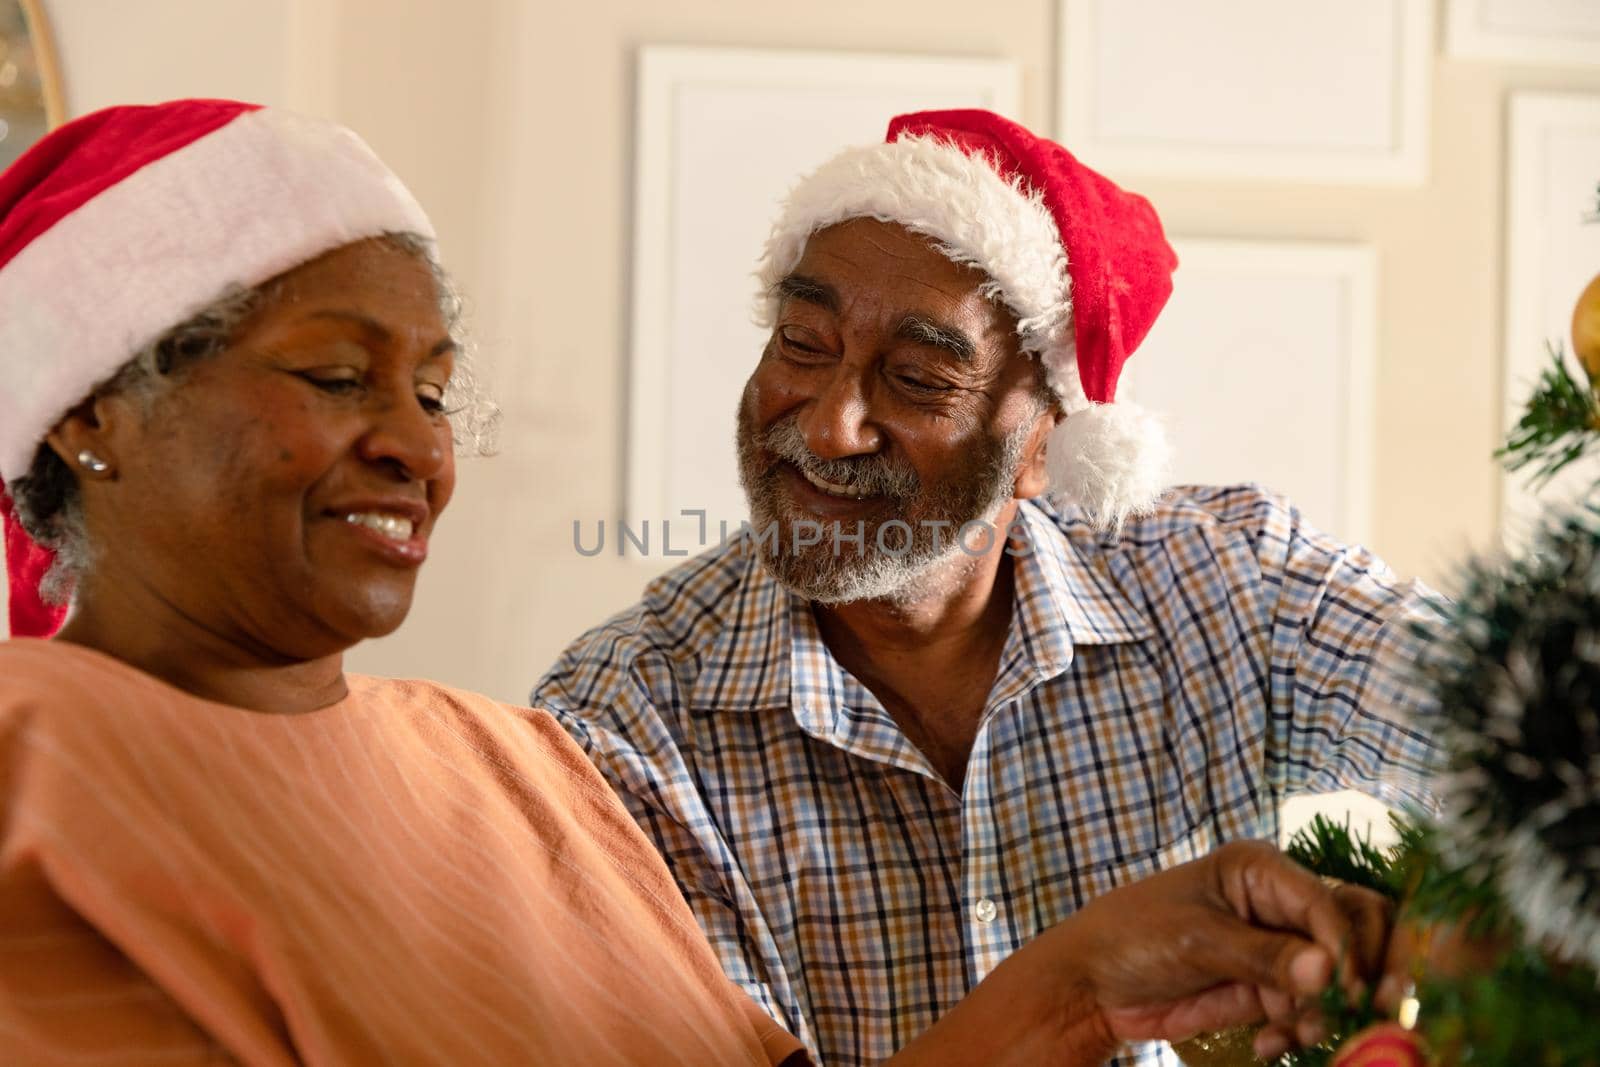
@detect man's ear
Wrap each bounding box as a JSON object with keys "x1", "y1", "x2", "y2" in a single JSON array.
[
  {"x1": 1012, "y1": 404, "x2": 1061, "y2": 500},
  {"x1": 43, "y1": 393, "x2": 130, "y2": 480}
]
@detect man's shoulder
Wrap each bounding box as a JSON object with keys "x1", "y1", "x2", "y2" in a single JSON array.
[
  {"x1": 1035, "y1": 483, "x2": 1300, "y2": 550},
  {"x1": 533, "y1": 539, "x2": 757, "y2": 717}
]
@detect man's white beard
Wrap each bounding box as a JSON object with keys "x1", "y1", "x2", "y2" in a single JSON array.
[{"x1": 738, "y1": 416, "x2": 1031, "y2": 607}]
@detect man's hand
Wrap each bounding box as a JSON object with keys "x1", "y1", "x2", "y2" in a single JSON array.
[
  {"x1": 888, "y1": 840, "x2": 1395, "y2": 1067},
  {"x1": 1072, "y1": 841, "x2": 1392, "y2": 1057}
]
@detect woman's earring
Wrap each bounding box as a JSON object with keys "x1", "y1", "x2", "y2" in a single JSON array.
[{"x1": 76, "y1": 449, "x2": 111, "y2": 474}]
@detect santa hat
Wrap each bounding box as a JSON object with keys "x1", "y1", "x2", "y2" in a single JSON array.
[
  {"x1": 0, "y1": 98, "x2": 435, "y2": 638},
  {"x1": 755, "y1": 108, "x2": 1177, "y2": 530}
]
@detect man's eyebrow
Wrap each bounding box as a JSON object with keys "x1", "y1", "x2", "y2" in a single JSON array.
[
  {"x1": 306, "y1": 309, "x2": 455, "y2": 358},
  {"x1": 895, "y1": 314, "x2": 975, "y2": 362},
  {"x1": 774, "y1": 274, "x2": 839, "y2": 313}
]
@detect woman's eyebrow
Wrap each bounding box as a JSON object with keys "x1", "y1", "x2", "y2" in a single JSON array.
[
  {"x1": 304, "y1": 309, "x2": 455, "y2": 357},
  {"x1": 306, "y1": 308, "x2": 391, "y2": 342}
]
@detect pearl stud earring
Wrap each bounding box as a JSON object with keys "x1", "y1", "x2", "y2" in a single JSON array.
[{"x1": 76, "y1": 450, "x2": 110, "y2": 474}]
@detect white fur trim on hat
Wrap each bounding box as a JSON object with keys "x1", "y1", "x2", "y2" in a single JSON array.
[
  {"x1": 754, "y1": 134, "x2": 1085, "y2": 414},
  {"x1": 0, "y1": 108, "x2": 435, "y2": 482},
  {"x1": 1046, "y1": 401, "x2": 1171, "y2": 532}
]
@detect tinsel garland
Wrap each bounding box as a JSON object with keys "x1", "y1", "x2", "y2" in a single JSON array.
[
  {"x1": 1263, "y1": 502, "x2": 1600, "y2": 1066},
  {"x1": 1418, "y1": 504, "x2": 1600, "y2": 969}
]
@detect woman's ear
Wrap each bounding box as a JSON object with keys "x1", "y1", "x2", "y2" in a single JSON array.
[
  {"x1": 44, "y1": 394, "x2": 128, "y2": 480},
  {"x1": 1012, "y1": 405, "x2": 1061, "y2": 501}
]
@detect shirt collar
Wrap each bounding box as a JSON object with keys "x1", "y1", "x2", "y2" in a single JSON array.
[
  {"x1": 1009, "y1": 498, "x2": 1153, "y2": 672},
  {"x1": 693, "y1": 544, "x2": 796, "y2": 713},
  {"x1": 692, "y1": 500, "x2": 1152, "y2": 716}
]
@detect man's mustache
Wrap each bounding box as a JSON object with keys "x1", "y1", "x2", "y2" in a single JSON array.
[{"x1": 757, "y1": 417, "x2": 920, "y2": 501}]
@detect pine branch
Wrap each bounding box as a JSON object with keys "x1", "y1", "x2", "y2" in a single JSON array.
[
  {"x1": 1283, "y1": 813, "x2": 1402, "y2": 899},
  {"x1": 1497, "y1": 343, "x2": 1600, "y2": 485},
  {"x1": 1417, "y1": 948, "x2": 1600, "y2": 1067},
  {"x1": 1387, "y1": 819, "x2": 1510, "y2": 936},
  {"x1": 1273, "y1": 814, "x2": 1416, "y2": 1067}
]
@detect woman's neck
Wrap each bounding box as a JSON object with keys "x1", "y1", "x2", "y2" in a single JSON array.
[{"x1": 57, "y1": 580, "x2": 349, "y2": 714}]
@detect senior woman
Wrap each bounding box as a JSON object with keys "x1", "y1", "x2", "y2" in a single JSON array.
[{"x1": 0, "y1": 100, "x2": 1384, "y2": 1066}]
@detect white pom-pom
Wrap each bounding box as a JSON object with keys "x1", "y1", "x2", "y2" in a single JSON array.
[{"x1": 1046, "y1": 401, "x2": 1170, "y2": 532}]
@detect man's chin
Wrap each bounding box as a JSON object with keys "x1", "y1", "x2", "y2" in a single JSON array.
[
  {"x1": 746, "y1": 526, "x2": 957, "y2": 607},
  {"x1": 757, "y1": 553, "x2": 890, "y2": 605}
]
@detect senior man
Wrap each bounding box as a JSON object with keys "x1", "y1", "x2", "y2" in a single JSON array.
[{"x1": 535, "y1": 110, "x2": 1439, "y2": 1067}]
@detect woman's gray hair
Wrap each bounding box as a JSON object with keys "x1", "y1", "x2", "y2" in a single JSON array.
[{"x1": 8, "y1": 232, "x2": 499, "y2": 606}]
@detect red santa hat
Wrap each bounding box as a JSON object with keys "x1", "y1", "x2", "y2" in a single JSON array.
[
  {"x1": 755, "y1": 108, "x2": 1177, "y2": 530},
  {"x1": 0, "y1": 98, "x2": 434, "y2": 638}
]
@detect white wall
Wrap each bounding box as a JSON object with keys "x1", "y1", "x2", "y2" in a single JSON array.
[{"x1": 48, "y1": 1, "x2": 297, "y2": 113}]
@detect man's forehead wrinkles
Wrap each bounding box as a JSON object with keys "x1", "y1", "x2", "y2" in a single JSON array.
[
  {"x1": 858, "y1": 228, "x2": 929, "y2": 260},
  {"x1": 796, "y1": 228, "x2": 1019, "y2": 360},
  {"x1": 901, "y1": 272, "x2": 974, "y2": 304}
]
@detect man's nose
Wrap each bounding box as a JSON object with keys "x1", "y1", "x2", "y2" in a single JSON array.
[{"x1": 797, "y1": 367, "x2": 883, "y2": 460}]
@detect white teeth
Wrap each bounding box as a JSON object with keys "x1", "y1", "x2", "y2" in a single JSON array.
[
  {"x1": 802, "y1": 468, "x2": 871, "y2": 499},
  {"x1": 344, "y1": 512, "x2": 415, "y2": 541}
]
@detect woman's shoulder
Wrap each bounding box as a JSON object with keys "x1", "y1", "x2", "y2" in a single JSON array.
[
  {"x1": 346, "y1": 676, "x2": 606, "y2": 778},
  {"x1": 346, "y1": 675, "x2": 648, "y2": 830},
  {"x1": 0, "y1": 638, "x2": 151, "y2": 706}
]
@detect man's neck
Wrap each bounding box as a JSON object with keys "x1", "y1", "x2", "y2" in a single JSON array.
[
  {"x1": 811, "y1": 501, "x2": 1022, "y2": 785},
  {"x1": 814, "y1": 548, "x2": 1012, "y2": 659}
]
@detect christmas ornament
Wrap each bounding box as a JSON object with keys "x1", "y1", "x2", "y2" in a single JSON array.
[
  {"x1": 1171, "y1": 1025, "x2": 1260, "y2": 1067},
  {"x1": 1499, "y1": 181, "x2": 1600, "y2": 483},
  {"x1": 1574, "y1": 271, "x2": 1600, "y2": 382},
  {"x1": 1330, "y1": 1023, "x2": 1425, "y2": 1067}
]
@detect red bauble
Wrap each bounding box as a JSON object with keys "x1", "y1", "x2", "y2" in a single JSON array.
[{"x1": 1332, "y1": 1023, "x2": 1427, "y2": 1067}]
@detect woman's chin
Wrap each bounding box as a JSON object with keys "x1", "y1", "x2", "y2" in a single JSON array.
[{"x1": 316, "y1": 584, "x2": 418, "y2": 644}]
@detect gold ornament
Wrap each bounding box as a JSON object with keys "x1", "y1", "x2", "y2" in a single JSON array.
[
  {"x1": 1574, "y1": 271, "x2": 1600, "y2": 382},
  {"x1": 1172, "y1": 1025, "x2": 1263, "y2": 1067}
]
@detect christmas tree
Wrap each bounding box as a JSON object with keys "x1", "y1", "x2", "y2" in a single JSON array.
[
  {"x1": 1179, "y1": 183, "x2": 1600, "y2": 1067},
  {"x1": 1299, "y1": 179, "x2": 1600, "y2": 1067}
]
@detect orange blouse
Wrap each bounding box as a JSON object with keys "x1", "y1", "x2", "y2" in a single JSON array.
[{"x1": 0, "y1": 638, "x2": 805, "y2": 1066}]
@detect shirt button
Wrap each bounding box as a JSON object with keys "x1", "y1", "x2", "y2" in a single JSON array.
[{"x1": 972, "y1": 898, "x2": 998, "y2": 924}]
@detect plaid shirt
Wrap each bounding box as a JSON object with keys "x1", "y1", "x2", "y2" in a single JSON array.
[{"x1": 535, "y1": 487, "x2": 1441, "y2": 1067}]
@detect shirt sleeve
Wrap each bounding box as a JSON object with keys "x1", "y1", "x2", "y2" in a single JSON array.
[
  {"x1": 1244, "y1": 491, "x2": 1445, "y2": 810},
  {"x1": 537, "y1": 671, "x2": 820, "y2": 1061}
]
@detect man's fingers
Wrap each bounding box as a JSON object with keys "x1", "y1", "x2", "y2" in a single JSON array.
[
  {"x1": 1296, "y1": 1014, "x2": 1329, "y2": 1048},
  {"x1": 1103, "y1": 982, "x2": 1266, "y2": 1041},
  {"x1": 1286, "y1": 942, "x2": 1334, "y2": 995},
  {"x1": 1376, "y1": 919, "x2": 1424, "y2": 1013},
  {"x1": 1216, "y1": 842, "x2": 1358, "y2": 968},
  {"x1": 1185, "y1": 915, "x2": 1334, "y2": 997},
  {"x1": 1332, "y1": 883, "x2": 1393, "y2": 987},
  {"x1": 1255, "y1": 1023, "x2": 1295, "y2": 1060},
  {"x1": 1257, "y1": 984, "x2": 1297, "y2": 1025}
]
